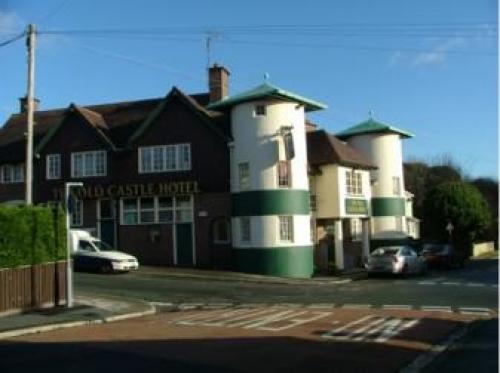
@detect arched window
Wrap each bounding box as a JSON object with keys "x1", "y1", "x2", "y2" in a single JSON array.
[{"x1": 213, "y1": 218, "x2": 231, "y2": 244}]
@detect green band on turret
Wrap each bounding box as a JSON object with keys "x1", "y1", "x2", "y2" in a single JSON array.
[
  {"x1": 371, "y1": 197, "x2": 405, "y2": 216},
  {"x1": 232, "y1": 190, "x2": 310, "y2": 216}
]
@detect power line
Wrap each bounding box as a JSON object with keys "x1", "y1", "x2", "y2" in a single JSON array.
[
  {"x1": 0, "y1": 31, "x2": 25, "y2": 47},
  {"x1": 37, "y1": 0, "x2": 73, "y2": 26},
  {"x1": 58, "y1": 37, "x2": 206, "y2": 83}
]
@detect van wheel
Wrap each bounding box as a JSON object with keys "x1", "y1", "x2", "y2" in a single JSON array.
[{"x1": 100, "y1": 261, "x2": 113, "y2": 274}]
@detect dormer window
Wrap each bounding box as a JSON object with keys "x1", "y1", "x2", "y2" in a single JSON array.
[{"x1": 254, "y1": 105, "x2": 266, "y2": 116}]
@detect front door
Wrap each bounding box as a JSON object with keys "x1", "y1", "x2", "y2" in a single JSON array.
[
  {"x1": 176, "y1": 223, "x2": 193, "y2": 266},
  {"x1": 98, "y1": 199, "x2": 116, "y2": 247}
]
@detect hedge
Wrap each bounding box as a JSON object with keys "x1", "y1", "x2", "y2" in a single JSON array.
[{"x1": 0, "y1": 204, "x2": 66, "y2": 269}]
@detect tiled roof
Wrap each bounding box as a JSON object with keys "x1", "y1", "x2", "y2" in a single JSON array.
[
  {"x1": 336, "y1": 118, "x2": 413, "y2": 140},
  {"x1": 307, "y1": 130, "x2": 376, "y2": 170},
  {"x1": 0, "y1": 91, "x2": 225, "y2": 162},
  {"x1": 206, "y1": 82, "x2": 327, "y2": 112}
]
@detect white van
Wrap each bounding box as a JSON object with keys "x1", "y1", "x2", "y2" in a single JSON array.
[{"x1": 70, "y1": 230, "x2": 139, "y2": 273}]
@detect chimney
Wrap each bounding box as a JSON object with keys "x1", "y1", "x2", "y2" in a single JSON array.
[
  {"x1": 208, "y1": 64, "x2": 230, "y2": 103},
  {"x1": 19, "y1": 96, "x2": 40, "y2": 113}
]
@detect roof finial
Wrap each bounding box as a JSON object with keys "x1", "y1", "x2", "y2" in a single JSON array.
[
  {"x1": 368, "y1": 109, "x2": 374, "y2": 119},
  {"x1": 263, "y1": 72, "x2": 270, "y2": 82}
]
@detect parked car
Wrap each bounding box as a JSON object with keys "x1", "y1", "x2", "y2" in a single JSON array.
[
  {"x1": 365, "y1": 245, "x2": 427, "y2": 276},
  {"x1": 421, "y1": 244, "x2": 466, "y2": 269},
  {"x1": 70, "y1": 230, "x2": 139, "y2": 273}
]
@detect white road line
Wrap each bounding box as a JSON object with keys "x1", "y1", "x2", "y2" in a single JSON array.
[
  {"x1": 458, "y1": 307, "x2": 492, "y2": 316},
  {"x1": 421, "y1": 306, "x2": 452, "y2": 313},
  {"x1": 442, "y1": 282, "x2": 460, "y2": 286},
  {"x1": 342, "y1": 304, "x2": 372, "y2": 309},
  {"x1": 466, "y1": 283, "x2": 486, "y2": 287},
  {"x1": 418, "y1": 281, "x2": 436, "y2": 285},
  {"x1": 382, "y1": 305, "x2": 413, "y2": 310}
]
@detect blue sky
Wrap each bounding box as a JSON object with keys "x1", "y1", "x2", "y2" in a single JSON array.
[{"x1": 0, "y1": 0, "x2": 497, "y2": 178}]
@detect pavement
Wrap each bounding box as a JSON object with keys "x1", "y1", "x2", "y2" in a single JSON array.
[{"x1": 0, "y1": 293, "x2": 155, "y2": 340}]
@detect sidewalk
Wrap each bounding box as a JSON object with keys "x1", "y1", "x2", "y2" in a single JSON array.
[
  {"x1": 0, "y1": 293, "x2": 155, "y2": 340},
  {"x1": 133, "y1": 266, "x2": 367, "y2": 285}
]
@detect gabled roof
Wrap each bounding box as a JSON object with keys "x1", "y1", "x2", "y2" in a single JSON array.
[
  {"x1": 336, "y1": 118, "x2": 414, "y2": 140},
  {"x1": 206, "y1": 82, "x2": 327, "y2": 112},
  {"x1": 34, "y1": 104, "x2": 117, "y2": 154},
  {"x1": 0, "y1": 89, "x2": 228, "y2": 163},
  {"x1": 307, "y1": 130, "x2": 376, "y2": 170},
  {"x1": 127, "y1": 87, "x2": 229, "y2": 145}
]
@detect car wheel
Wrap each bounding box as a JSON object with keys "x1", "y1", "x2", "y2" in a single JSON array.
[
  {"x1": 401, "y1": 265, "x2": 409, "y2": 278},
  {"x1": 100, "y1": 261, "x2": 113, "y2": 274}
]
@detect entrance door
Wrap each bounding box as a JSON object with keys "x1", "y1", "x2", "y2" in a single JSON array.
[
  {"x1": 98, "y1": 199, "x2": 116, "y2": 247},
  {"x1": 176, "y1": 223, "x2": 193, "y2": 266}
]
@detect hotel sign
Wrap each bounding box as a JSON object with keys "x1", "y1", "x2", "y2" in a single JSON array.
[
  {"x1": 52, "y1": 181, "x2": 200, "y2": 200},
  {"x1": 345, "y1": 198, "x2": 368, "y2": 215}
]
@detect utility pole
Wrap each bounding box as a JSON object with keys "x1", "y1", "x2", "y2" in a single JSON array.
[{"x1": 25, "y1": 24, "x2": 36, "y2": 205}]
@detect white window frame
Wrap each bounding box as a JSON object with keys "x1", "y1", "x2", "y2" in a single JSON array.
[
  {"x1": 120, "y1": 196, "x2": 193, "y2": 225},
  {"x1": 346, "y1": 170, "x2": 363, "y2": 196},
  {"x1": 240, "y1": 217, "x2": 251, "y2": 242},
  {"x1": 138, "y1": 144, "x2": 191, "y2": 174},
  {"x1": 0, "y1": 164, "x2": 24, "y2": 184},
  {"x1": 46, "y1": 154, "x2": 61, "y2": 180},
  {"x1": 71, "y1": 150, "x2": 107, "y2": 178},
  {"x1": 278, "y1": 215, "x2": 294, "y2": 242},
  {"x1": 238, "y1": 162, "x2": 250, "y2": 191},
  {"x1": 254, "y1": 104, "x2": 266, "y2": 117},
  {"x1": 277, "y1": 160, "x2": 291, "y2": 188},
  {"x1": 70, "y1": 198, "x2": 83, "y2": 227}
]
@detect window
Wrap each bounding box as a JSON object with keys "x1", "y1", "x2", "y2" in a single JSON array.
[
  {"x1": 71, "y1": 151, "x2": 107, "y2": 178},
  {"x1": 240, "y1": 217, "x2": 251, "y2": 242},
  {"x1": 139, "y1": 144, "x2": 191, "y2": 173},
  {"x1": 158, "y1": 197, "x2": 173, "y2": 223},
  {"x1": 122, "y1": 198, "x2": 138, "y2": 224},
  {"x1": 139, "y1": 197, "x2": 155, "y2": 223},
  {"x1": 350, "y1": 218, "x2": 362, "y2": 241},
  {"x1": 277, "y1": 160, "x2": 291, "y2": 188},
  {"x1": 70, "y1": 198, "x2": 83, "y2": 227},
  {"x1": 393, "y1": 176, "x2": 401, "y2": 195},
  {"x1": 120, "y1": 196, "x2": 192, "y2": 225},
  {"x1": 238, "y1": 162, "x2": 250, "y2": 190},
  {"x1": 254, "y1": 105, "x2": 266, "y2": 116},
  {"x1": 175, "y1": 196, "x2": 193, "y2": 223},
  {"x1": 46, "y1": 154, "x2": 61, "y2": 180},
  {"x1": 0, "y1": 164, "x2": 24, "y2": 184},
  {"x1": 346, "y1": 170, "x2": 362, "y2": 195},
  {"x1": 213, "y1": 218, "x2": 230, "y2": 244},
  {"x1": 279, "y1": 216, "x2": 294, "y2": 242}
]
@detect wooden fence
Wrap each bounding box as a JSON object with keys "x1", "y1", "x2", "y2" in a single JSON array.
[{"x1": 0, "y1": 261, "x2": 67, "y2": 315}]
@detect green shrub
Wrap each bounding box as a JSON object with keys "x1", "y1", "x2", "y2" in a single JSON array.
[{"x1": 0, "y1": 204, "x2": 66, "y2": 269}]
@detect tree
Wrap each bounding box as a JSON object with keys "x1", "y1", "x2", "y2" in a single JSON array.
[
  {"x1": 470, "y1": 177, "x2": 498, "y2": 245},
  {"x1": 422, "y1": 182, "x2": 492, "y2": 252}
]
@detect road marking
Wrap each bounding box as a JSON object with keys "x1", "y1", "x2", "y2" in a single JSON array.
[
  {"x1": 492, "y1": 285, "x2": 498, "y2": 288},
  {"x1": 418, "y1": 281, "x2": 436, "y2": 285},
  {"x1": 341, "y1": 304, "x2": 372, "y2": 309},
  {"x1": 442, "y1": 282, "x2": 460, "y2": 286},
  {"x1": 322, "y1": 315, "x2": 420, "y2": 343},
  {"x1": 382, "y1": 305, "x2": 413, "y2": 310},
  {"x1": 466, "y1": 283, "x2": 485, "y2": 287},
  {"x1": 421, "y1": 306, "x2": 452, "y2": 313}
]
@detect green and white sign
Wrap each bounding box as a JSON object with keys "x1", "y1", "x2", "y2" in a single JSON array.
[{"x1": 345, "y1": 199, "x2": 368, "y2": 215}]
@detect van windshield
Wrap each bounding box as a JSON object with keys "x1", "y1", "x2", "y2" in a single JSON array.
[{"x1": 93, "y1": 240, "x2": 114, "y2": 251}]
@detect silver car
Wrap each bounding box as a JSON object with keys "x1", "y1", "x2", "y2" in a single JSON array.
[{"x1": 366, "y1": 245, "x2": 427, "y2": 276}]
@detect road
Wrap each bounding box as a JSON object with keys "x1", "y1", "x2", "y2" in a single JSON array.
[
  {"x1": 75, "y1": 259, "x2": 498, "y2": 312},
  {"x1": 0, "y1": 306, "x2": 482, "y2": 373}
]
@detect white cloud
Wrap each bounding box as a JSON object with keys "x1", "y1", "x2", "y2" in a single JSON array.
[{"x1": 412, "y1": 37, "x2": 466, "y2": 67}]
